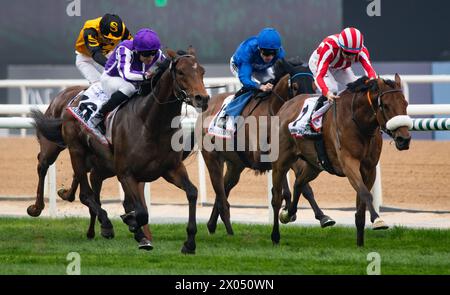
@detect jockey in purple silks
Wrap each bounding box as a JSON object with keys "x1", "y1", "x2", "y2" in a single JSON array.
[{"x1": 88, "y1": 28, "x2": 166, "y2": 133}]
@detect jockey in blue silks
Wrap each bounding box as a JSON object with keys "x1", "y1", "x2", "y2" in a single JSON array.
[{"x1": 224, "y1": 28, "x2": 286, "y2": 119}]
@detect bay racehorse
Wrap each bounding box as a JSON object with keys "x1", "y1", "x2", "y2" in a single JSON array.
[
  {"x1": 29, "y1": 87, "x2": 153, "y2": 242},
  {"x1": 271, "y1": 74, "x2": 411, "y2": 246},
  {"x1": 32, "y1": 48, "x2": 209, "y2": 253},
  {"x1": 196, "y1": 58, "x2": 334, "y2": 235}
]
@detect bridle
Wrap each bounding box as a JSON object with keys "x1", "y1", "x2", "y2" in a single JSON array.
[
  {"x1": 351, "y1": 87, "x2": 404, "y2": 138},
  {"x1": 151, "y1": 54, "x2": 196, "y2": 105}
]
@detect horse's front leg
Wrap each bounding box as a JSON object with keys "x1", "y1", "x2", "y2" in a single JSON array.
[
  {"x1": 340, "y1": 155, "x2": 388, "y2": 246},
  {"x1": 163, "y1": 163, "x2": 198, "y2": 254}
]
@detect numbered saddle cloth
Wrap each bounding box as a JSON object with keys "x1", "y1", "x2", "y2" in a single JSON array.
[
  {"x1": 66, "y1": 82, "x2": 110, "y2": 145},
  {"x1": 288, "y1": 96, "x2": 331, "y2": 138}
]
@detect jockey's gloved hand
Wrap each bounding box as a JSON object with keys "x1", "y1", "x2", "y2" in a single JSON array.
[
  {"x1": 260, "y1": 83, "x2": 273, "y2": 92},
  {"x1": 326, "y1": 91, "x2": 339, "y2": 101}
]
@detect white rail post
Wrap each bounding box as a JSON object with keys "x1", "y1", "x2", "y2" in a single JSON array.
[
  {"x1": 372, "y1": 163, "x2": 383, "y2": 214},
  {"x1": 267, "y1": 170, "x2": 273, "y2": 223},
  {"x1": 19, "y1": 86, "x2": 27, "y2": 137},
  {"x1": 144, "y1": 183, "x2": 151, "y2": 223},
  {"x1": 197, "y1": 152, "x2": 207, "y2": 205},
  {"x1": 47, "y1": 163, "x2": 57, "y2": 217}
]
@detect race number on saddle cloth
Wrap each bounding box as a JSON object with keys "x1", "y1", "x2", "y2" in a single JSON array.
[
  {"x1": 207, "y1": 91, "x2": 253, "y2": 139},
  {"x1": 288, "y1": 96, "x2": 332, "y2": 138},
  {"x1": 67, "y1": 82, "x2": 110, "y2": 145}
]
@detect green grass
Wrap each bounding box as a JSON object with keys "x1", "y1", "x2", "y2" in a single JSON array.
[{"x1": 0, "y1": 217, "x2": 449, "y2": 274}]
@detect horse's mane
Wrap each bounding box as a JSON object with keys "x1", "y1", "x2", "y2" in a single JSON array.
[
  {"x1": 347, "y1": 76, "x2": 397, "y2": 93},
  {"x1": 272, "y1": 57, "x2": 311, "y2": 84}
]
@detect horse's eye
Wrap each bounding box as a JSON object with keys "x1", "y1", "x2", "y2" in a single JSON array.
[{"x1": 177, "y1": 70, "x2": 184, "y2": 76}]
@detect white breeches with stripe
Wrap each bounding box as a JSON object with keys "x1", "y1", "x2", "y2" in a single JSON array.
[{"x1": 100, "y1": 72, "x2": 137, "y2": 98}]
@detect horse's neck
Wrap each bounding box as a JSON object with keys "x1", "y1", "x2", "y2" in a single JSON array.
[
  {"x1": 344, "y1": 91, "x2": 379, "y2": 137},
  {"x1": 137, "y1": 71, "x2": 182, "y2": 132}
]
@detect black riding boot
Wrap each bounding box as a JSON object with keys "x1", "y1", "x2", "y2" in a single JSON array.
[{"x1": 89, "y1": 91, "x2": 129, "y2": 134}]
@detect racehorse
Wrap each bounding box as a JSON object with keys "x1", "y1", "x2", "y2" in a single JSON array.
[
  {"x1": 32, "y1": 48, "x2": 209, "y2": 253},
  {"x1": 271, "y1": 74, "x2": 411, "y2": 246},
  {"x1": 29, "y1": 87, "x2": 153, "y2": 242},
  {"x1": 197, "y1": 58, "x2": 334, "y2": 235}
]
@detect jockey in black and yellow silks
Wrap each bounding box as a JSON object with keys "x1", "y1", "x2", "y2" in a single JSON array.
[{"x1": 75, "y1": 13, "x2": 133, "y2": 84}]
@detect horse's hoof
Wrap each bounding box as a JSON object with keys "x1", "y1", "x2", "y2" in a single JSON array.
[
  {"x1": 27, "y1": 205, "x2": 42, "y2": 217},
  {"x1": 101, "y1": 227, "x2": 115, "y2": 239},
  {"x1": 207, "y1": 223, "x2": 216, "y2": 234},
  {"x1": 372, "y1": 218, "x2": 389, "y2": 230},
  {"x1": 181, "y1": 243, "x2": 196, "y2": 255},
  {"x1": 279, "y1": 210, "x2": 296, "y2": 224},
  {"x1": 320, "y1": 216, "x2": 336, "y2": 228},
  {"x1": 86, "y1": 230, "x2": 95, "y2": 240},
  {"x1": 138, "y1": 238, "x2": 154, "y2": 251},
  {"x1": 57, "y1": 188, "x2": 75, "y2": 202}
]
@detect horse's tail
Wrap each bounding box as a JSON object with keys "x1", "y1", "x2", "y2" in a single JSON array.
[
  {"x1": 30, "y1": 110, "x2": 65, "y2": 147},
  {"x1": 182, "y1": 128, "x2": 196, "y2": 161}
]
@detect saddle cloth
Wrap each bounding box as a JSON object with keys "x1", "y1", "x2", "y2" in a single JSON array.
[
  {"x1": 288, "y1": 96, "x2": 331, "y2": 138},
  {"x1": 207, "y1": 94, "x2": 236, "y2": 139},
  {"x1": 207, "y1": 91, "x2": 254, "y2": 139},
  {"x1": 66, "y1": 82, "x2": 110, "y2": 145}
]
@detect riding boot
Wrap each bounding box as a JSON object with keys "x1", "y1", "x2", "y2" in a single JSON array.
[
  {"x1": 88, "y1": 91, "x2": 129, "y2": 134},
  {"x1": 304, "y1": 95, "x2": 328, "y2": 138}
]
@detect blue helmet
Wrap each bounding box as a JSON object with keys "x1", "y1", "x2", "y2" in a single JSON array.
[{"x1": 257, "y1": 28, "x2": 282, "y2": 50}]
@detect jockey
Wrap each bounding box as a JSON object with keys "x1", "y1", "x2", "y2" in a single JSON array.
[
  {"x1": 75, "y1": 13, "x2": 132, "y2": 84},
  {"x1": 87, "y1": 28, "x2": 166, "y2": 133},
  {"x1": 303, "y1": 27, "x2": 377, "y2": 136},
  {"x1": 230, "y1": 27, "x2": 286, "y2": 94},
  {"x1": 309, "y1": 27, "x2": 377, "y2": 101}
]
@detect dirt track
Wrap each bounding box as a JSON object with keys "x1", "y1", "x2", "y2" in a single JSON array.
[{"x1": 0, "y1": 137, "x2": 449, "y2": 211}]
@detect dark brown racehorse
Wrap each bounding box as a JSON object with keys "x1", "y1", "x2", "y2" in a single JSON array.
[
  {"x1": 33, "y1": 48, "x2": 209, "y2": 253},
  {"x1": 272, "y1": 74, "x2": 411, "y2": 246},
  {"x1": 29, "y1": 87, "x2": 153, "y2": 241},
  {"x1": 197, "y1": 58, "x2": 334, "y2": 235}
]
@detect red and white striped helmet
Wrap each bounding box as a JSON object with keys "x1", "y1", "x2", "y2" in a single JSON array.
[{"x1": 338, "y1": 27, "x2": 364, "y2": 53}]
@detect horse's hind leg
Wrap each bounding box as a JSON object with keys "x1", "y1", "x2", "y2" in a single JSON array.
[
  {"x1": 57, "y1": 175, "x2": 78, "y2": 202},
  {"x1": 27, "y1": 137, "x2": 64, "y2": 217},
  {"x1": 207, "y1": 160, "x2": 243, "y2": 234},
  {"x1": 85, "y1": 169, "x2": 109, "y2": 240},
  {"x1": 163, "y1": 163, "x2": 198, "y2": 254},
  {"x1": 202, "y1": 151, "x2": 233, "y2": 235},
  {"x1": 281, "y1": 175, "x2": 292, "y2": 210}
]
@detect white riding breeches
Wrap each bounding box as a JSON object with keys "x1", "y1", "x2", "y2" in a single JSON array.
[
  {"x1": 308, "y1": 52, "x2": 357, "y2": 95},
  {"x1": 100, "y1": 72, "x2": 137, "y2": 98},
  {"x1": 75, "y1": 51, "x2": 105, "y2": 84},
  {"x1": 230, "y1": 57, "x2": 275, "y2": 86}
]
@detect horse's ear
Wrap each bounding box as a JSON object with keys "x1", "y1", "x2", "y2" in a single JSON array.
[
  {"x1": 376, "y1": 76, "x2": 384, "y2": 90},
  {"x1": 166, "y1": 49, "x2": 177, "y2": 59},
  {"x1": 394, "y1": 73, "x2": 402, "y2": 88},
  {"x1": 187, "y1": 45, "x2": 196, "y2": 57}
]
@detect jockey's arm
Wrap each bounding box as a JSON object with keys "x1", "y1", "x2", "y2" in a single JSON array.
[
  {"x1": 238, "y1": 63, "x2": 259, "y2": 91},
  {"x1": 116, "y1": 46, "x2": 146, "y2": 82},
  {"x1": 315, "y1": 50, "x2": 334, "y2": 96},
  {"x1": 358, "y1": 47, "x2": 377, "y2": 79},
  {"x1": 83, "y1": 28, "x2": 107, "y2": 66}
]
